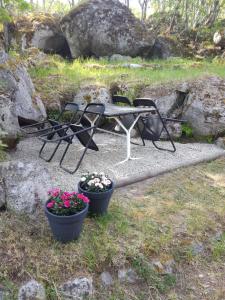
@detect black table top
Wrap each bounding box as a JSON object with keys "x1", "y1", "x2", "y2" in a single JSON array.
[{"x1": 79, "y1": 103, "x2": 155, "y2": 117}]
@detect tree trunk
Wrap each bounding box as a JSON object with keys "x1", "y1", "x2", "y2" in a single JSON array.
[
  {"x1": 184, "y1": 0, "x2": 189, "y2": 31},
  {"x1": 3, "y1": 22, "x2": 10, "y2": 53},
  {"x1": 204, "y1": 0, "x2": 220, "y2": 27}
]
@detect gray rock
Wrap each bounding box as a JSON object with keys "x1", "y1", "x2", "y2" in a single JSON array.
[
  {"x1": 18, "y1": 280, "x2": 46, "y2": 300},
  {"x1": 61, "y1": 0, "x2": 155, "y2": 59},
  {"x1": 59, "y1": 277, "x2": 93, "y2": 299},
  {"x1": 141, "y1": 76, "x2": 225, "y2": 137},
  {"x1": 215, "y1": 137, "x2": 225, "y2": 149},
  {"x1": 191, "y1": 241, "x2": 204, "y2": 255},
  {"x1": 0, "y1": 161, "x2": 52, "y2": 214},
  {"x1": 100, "y1": 271, "x2": 113, "y2": 286},
  {"x1": 11, "y1": 14, "x2": 70, "y2": 57},
  {"x1": 0, "y1": 50, "x2": 8, "y2": 64},
  {"x1": 213, "y1": 30, "x2": 225, "y2": 49},
  {"x1": 110, "y1": 54, "x2": 132, "y2": 62},
  {"x1": 0, "y1": 55, "x2": 46, "y2": 145},
  {"x1": 150, "y1": 36, "x2": 178, "y2": 59},
  {"x1": 118, "y1": 268, "x2": 139, "y2": 283},
  {"x1": 122, "y1": 63, "x2": 143, "y2": 69},
  {"x1": 74, "y1": 85, "x2": 111, "y2": 105},
  {"x1": 163, "y1": 259, "x2": 176, "y2": 274}
]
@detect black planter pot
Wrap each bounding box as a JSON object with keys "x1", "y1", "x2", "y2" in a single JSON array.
[
  {"x1": 45, "y1": 202, "x2": 88, "y2": 243},
  {"x1": 78, "y1": 182, "x2": 114, "y2": 216}
]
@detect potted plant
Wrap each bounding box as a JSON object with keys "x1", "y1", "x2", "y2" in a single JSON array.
[
  {"x1": 45, "y1": 188, "x2": 89, "y2": 243},
  {"x1": 78, "y1": 172, "x2": 114, "y2": 216}
]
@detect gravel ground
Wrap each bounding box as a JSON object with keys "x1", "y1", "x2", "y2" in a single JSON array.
[{"x1": 10, "y1": 133, "x2": 225, "y2": 190}]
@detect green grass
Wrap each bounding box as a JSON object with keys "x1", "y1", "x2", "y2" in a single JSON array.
[
  {"x1": 28, "y1": 55, "x2": 225, "y2": 105},
  {"x1": 1, "y1": 158, "x2": 225, "y2": 299}
]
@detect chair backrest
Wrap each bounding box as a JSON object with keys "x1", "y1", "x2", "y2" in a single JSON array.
[
  {"x1": 57, "y1": 102, "x2": 79, "y2": 123},
  {"x1": 133, "y1": 98, "x2": 157, "y2": 109},
  {"x1": 112, "y1": 95, "x2": 132, "y2": 106}
]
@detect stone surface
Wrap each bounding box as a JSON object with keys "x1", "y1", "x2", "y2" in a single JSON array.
[
  {"x1": 61, "y1": 0, "x2": 154, "y2": 59},
  {"x1": 12, "y1": 13, "x2": 71, "y2": 57},
  {"x1": 215, "y1": 137, "x2": 225, "y2": 149},
  {"x1": 0, "y1": 55, "x2": 46, "y2": 144},
  {"x1": 213, "y1": 30, "x2": 225, "y2": 49},
  {"x1": 0, "y1": 49, "x2": 8, "y2": 64},
  {"x1": 74, "y1": 85, "x2": 111, "y2": 105},
  {"x1": 141, "y1": 76, "x2": 225, "y2": 137},
  {"x1": 110, "y1": 54, "x2": 132, "y2": 62},
  {"x1": 18, "y1": 280, "x2": 46, "y2": 300},
  {"x1": 118, "y1": 268, "x2": 139, "y2": 283},
  {"x1": 59, "y1": 277, "x2": 93, "y2": 299},
  {"x1": 100, "y1": 271, "x2": 113, "y2": 286},
  {"x1": 191, "y1": 241, "x2": 204, "y2": 255},
  {"x1": 0, "y1": 161, "x2": 52, "y2": 213},
  {"x1": 150, "y1": 36, "x2": 178, "y2": 59}
]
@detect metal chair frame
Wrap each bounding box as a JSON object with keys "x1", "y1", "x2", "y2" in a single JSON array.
[
  {"x1": 133, "y1": 98, "x2": 184, "y2": 153},
  {"x1": 20, "y1": 102, "x2": 79, "y2": 136},
  {"x1": 38, "y1": 103, "x2": 105, "y2": 174}
]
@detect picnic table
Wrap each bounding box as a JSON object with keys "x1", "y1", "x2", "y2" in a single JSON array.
[{"x1": 79, "y1": 103, "x2": 155, "y2": 164}]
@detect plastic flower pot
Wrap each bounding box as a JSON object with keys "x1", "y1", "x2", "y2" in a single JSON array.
[
  {"x1": 78, "y1": 181, "x2": 114, "y2": 216},
  {"x1": 45, "y1": 201, "x2": 88, "y2": 243}
]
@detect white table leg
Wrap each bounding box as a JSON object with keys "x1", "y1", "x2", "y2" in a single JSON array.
[{"x1": 113, "y1": 115, "x2": 143, "y2": 165}]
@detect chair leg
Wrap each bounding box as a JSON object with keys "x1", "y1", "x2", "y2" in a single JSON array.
[
  {"x1": 39, "y1": 140, "x2": 62, "y2": 162},
  {"x1": 60, "y1": 132, "x2": 96, "y2": 174},
  {"x1": 151, "y1": 116, "x2": 176, "y2": 153}
]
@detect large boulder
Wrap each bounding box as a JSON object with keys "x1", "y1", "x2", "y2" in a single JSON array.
[
  {"x1": 141, "y1": 76, "x2": 225, "y2": 137},
  {"x1": 0, "y1": 51, "x2": 46, "y2": 147},
  {"x1": 61, "y1": 0, "x2": 155, "y2": 59},
  {"x1": 0, "y1": 161, "x2": 52, "y2": 214},
  {"x1": 74, "y1": 85, "x2": 111, "y2": 105},
  {"x1": 11, "y1": 13, "x2": 71, "y2": 57},
  {"x1": 213, "y1": 30, "x2": 225, "y2": 49}
]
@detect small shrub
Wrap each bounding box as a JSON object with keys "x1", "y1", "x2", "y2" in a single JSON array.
[{"x1": 182, "y1": 123, "x2": 193, "y2": 138}]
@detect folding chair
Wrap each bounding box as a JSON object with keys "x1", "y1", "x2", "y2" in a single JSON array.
[
  {"x1": 112, "y1": 95, "x2": 132, "y2": 106},
  {"x1": 38, "y1": 103, "x2": 105, "y2": 174},
  {"x1": 20, "y1": 102, "x2": 79, "y2": 136},
  {"x1": 133, "y1": 98, "x2": 184, "y2": 153}
]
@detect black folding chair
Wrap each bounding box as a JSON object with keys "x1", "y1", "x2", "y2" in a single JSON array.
[
  {"x1": 112, "y1": 95, "x2": 132, "y2": 106},
  {"x1": 38, "y1": 103, "x2": 105, "y2": 174},
  {"x1": 20, "y1": 102, "x2": 79, "y2": 136},
  {"x1": 133, "y1": 98, "x2": 184, "y2": 153}
]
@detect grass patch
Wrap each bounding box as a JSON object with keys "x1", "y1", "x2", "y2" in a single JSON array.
[
  {"x1": 28, "y1": 55, "x2": 225, "y2": 105},
  {"x1": 1, "y1": 158, "x2": 225, "y2": 299}
]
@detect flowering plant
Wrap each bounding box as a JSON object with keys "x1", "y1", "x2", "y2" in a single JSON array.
[
  {"x1": 46, "y1": 188, "x2": 89, "y2": 216},
  {"x1": 79, "y1": 172, "x2": 112, "y2": 192}
]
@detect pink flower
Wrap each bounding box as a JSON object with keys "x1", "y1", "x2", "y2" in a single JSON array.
[
  {"x1": 47, "y1": 201, "x2": 54, "y2": 208},
  {"x1": 64, "y1": 200, "x2": 71, "y2": 208},
  {"x1": 61, "y1": 193, "x2": 70, "y2": 201},
  {"x1": 77, "y1": 193, "x2": 90, "y2": 203},
  {"x1": 48, "y1": 188, "x2": 61, "y2": 198}
]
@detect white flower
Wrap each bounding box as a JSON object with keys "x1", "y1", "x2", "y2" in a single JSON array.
[
  {"x1": 93, "y1": 172, "x2": 98, "y2": 175},
  {"x1": 99, "y1": 183, "x2": 103, "y2": 189},
  {"x1": 81, "y1": 177, "x2": 86, "y2": 182},
  {"x1": 106, "y1": 180, "x2": 111, "y2": 186},
  {"x1": 95, "y1": 183, "x2": 99, "y2": 187}
]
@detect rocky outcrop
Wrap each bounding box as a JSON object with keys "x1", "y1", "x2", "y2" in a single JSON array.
[
  {"x1": 18, "y1": 280, "x2": 46, "y2": 300},
  {"x1": 150, "y1": 36, "x2": 180, "y2": 59},
  {"x1": 74, "y1": 85, "x2": 111, "y2": 105},
  {"x1": 0, "y1": 51, "x2": 46, "y2": 147},
  {"x1": 59, "y1": 277, "x2": 93, "y2": 299},
  {"x1": 0, "y1": 161, "x2": 52, "y2": 214},
  {"x1": 61, "y1": 0, "x2": 155, "y2": 59},
  {"x1": 213, "y1": 30, "x2": 225, "y2": 49},
  {"x1": 141, "y1": 76, "x2": 225, "y2": 137},
  {"x1": 11, "y1": 13, "x2": 71, "y2": 57}
]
